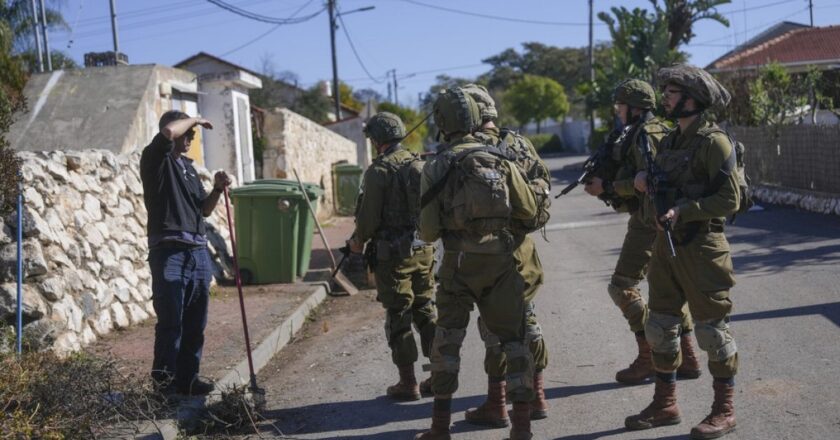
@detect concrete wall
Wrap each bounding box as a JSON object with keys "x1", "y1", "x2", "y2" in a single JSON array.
[
  {"x1": 8, "y1": 65, "x2": 198, "y2": 155},
  {"x1": 325, "y1": 117, "x2": 372, "y2": 168},
  {"x1": 261, "y1": 108, "x2": 358, "y2": 219}
]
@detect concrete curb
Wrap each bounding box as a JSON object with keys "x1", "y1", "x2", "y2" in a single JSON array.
[
  {"x1": 127, "y1": 283, "x2": 330, "y2": 439},
  {"x1": 214, "y1": 282, "x2": 329, "y2": 392}
]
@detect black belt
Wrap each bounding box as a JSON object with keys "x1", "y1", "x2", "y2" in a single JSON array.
[{"x1": 151, "y1": 241, "x2": 206, "y2": 251}]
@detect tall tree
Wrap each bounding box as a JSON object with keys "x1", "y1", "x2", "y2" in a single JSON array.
[
  {"x1": 650, "y1": 0, "x2": 731, "y2": 49},
  {"x1": 505, "y1": 75, "x2": 569, "y2": 133},
  {"x1": 0, "y1": 0, "x2": 74, "y2": 71}
]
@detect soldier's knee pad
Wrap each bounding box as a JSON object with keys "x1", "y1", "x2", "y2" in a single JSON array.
[
  {"x1": 607, "y1": 282, "x2": 645, "y2": 315},
  {"x1": 503, "y1": 341, "x2": 535, "y2": 396},
  {"x1": 695, "y1": 318, "x2": 737, "y2": 362},
  {"x1": 430, "y1": 327, "x2": 466, "y2": 374},
  {"x1": 477, "y1": 317, "x2": 503, "y2": 355},
  {"x1": 384, "y1": 309, "x2": 412, "y2": 344},
  {"x1": 645, "y1": 312, "x2": 682, "y2": 354},
  {"x1": 524, "y1": 318, "x2": 543, "y2": 344}
]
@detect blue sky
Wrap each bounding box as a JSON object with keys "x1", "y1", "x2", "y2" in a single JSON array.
[{"x1": 48, "y1": 0, "x2": 840, "y2": 107}]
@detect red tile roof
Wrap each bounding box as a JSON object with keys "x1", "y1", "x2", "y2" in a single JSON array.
[{"x1": 711, "y1": 25, "x2": 840, "y2": 71}]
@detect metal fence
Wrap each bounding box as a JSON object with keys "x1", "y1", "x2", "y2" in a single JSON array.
[{"x1": 730, "y1": 125, "x2": 840, "y2": 195}]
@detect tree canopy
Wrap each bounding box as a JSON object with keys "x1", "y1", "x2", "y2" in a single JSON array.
[{"x1": 505, "y1": 75, "x2": 569, "y2": 133}]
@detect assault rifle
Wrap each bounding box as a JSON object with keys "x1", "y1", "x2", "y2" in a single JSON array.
[
  {"x1": 638, "y1": 130, "x2": 677, "y2": 257},
  {"x1": 555, "y1": 127, "x2": 623, "y2": 199}
]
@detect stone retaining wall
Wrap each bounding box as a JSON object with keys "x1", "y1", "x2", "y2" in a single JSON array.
[{"x1": 0, "y1": 150, "x2": 233, "y2": 355}]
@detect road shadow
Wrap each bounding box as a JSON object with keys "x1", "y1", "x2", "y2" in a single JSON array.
[
  {"x1": 732, "y1": 242, "x2": 840, "y2": 275},
  {"x1": 731, "y1": 301, "x2": 840, "y2": 328},
  {"x1": 258, "y1": 380, "x2": 626, "y2": 437},
  {"x1": 553, "y1": 431, "x2": 688, "y2": 440}
]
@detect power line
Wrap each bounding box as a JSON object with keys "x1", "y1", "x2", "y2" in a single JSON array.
[
  {"x1": 336, "y1": 12, "x2": 384, "y2": 83},
  {"x1": 717, "y1": 0, "x2": 798, "y2": 16},
  {"x1": 688, "y1": 5, "x2": 809, "y2": 46},
  {"x1": 399, "y1": 0, "x2": 602, "y2": 26},
  {"x1": 220, "y1": 0, "x2": 321, "y2": 57},
  {"x1": 204, "y1": 0, "x2": 326, "y2": 25}
]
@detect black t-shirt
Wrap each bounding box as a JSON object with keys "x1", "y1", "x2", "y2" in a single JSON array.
[{"x1": 139, "y1": 133, "x2": 208, "y2": 237}]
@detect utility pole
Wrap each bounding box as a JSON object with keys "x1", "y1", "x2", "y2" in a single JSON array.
[
  {"x1": 109, "y1": 0, "x2": 120, "y2": 56},
  {"x1": 328, "y1": 0, "x2": 341, "y2": 121},
  {"x1": 39, "y1": 0, "x2": 51, "y2": 71},
  {"x1": 387, "y1": 82, "x2": 392, "y2": 103},
  {"x1": 809, "y1": 0, "x2": 814, "y2": 27},
  {"x1": 390, "y1": 69, "x2": 399, "y2": 106},
  {"x1": 588, "y1": 0, "x2": 595, "y2": 140},
  {"x1": 29, "y1": 0, "x2": 43, "y2": 72}
]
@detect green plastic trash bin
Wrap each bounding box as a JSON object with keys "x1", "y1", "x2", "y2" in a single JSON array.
[
  {"x1": 244, "y1": 179, "x2": 324, "y2": 276},
  {"x1": 332, "y1": 163, "x2": 363, "y2": 216},
  {"x1": 229, "y1": 184, "x2": 303, "y2": 284}
]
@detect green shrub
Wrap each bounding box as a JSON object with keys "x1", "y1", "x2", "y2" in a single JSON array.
[{"x1": 526, "y1": 133, "x2": 564, "y2": 153}]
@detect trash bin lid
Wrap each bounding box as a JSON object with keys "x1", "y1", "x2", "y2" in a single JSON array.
[
  {"x1": 230, "y1": 184, "x2": 305, "y2": 199},
  {"x1": 333, "y1": 163, "x2": 363, "y2": 174},
  {"x1": 245, "y1": 179, "x2": 324, "y2": 198}
]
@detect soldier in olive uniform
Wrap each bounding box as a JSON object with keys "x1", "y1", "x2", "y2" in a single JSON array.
[
  {"x1": 582, "y1": 80, "x2": 702, "y2": 384},
  {"x1": 461, "y1": 84, "x2": 551, "y2": 427},
  {"x1": 625, "y1": 65, "x2": 740, "y2": 440},
  {"x1": 347, "y1": 112, "x2": 437, "y2": 401},
  {"x1": 416, "y1": 88, "x2": 537, "y2": 440}
]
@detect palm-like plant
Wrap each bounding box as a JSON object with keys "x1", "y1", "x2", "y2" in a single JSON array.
[{"x1": 650, "y1": 0, "x2": 731, "y2": 50}]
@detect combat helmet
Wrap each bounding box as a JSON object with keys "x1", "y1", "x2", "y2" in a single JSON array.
[
  {"x1": 433, "y1": 87, "x2": 482, "y2": 140},
  {"x1": 613, "y1": 79, "x2": 657, "y2": 110},
  {"x1": 462, "y1": 83, "x2": 497, "y2": 122},
  {"x1": 363, "y1": 112, "x2": 406, "y2": 145},
  {"x1": 657, "y1": 64, "x2": 731, "y2": 110}
]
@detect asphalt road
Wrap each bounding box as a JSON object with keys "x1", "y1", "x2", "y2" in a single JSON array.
[{"x1": 252, "y1": 154, "x2": 840, "y2": 440}]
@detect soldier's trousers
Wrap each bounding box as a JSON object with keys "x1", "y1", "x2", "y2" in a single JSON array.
[
  {"x1": 611, "y1": 212, "x2": 693, "y2": 333},
  {"x1": 646, "y1": 230, "x2": 739, "y2": 378},
  {"x1": 481, "y1": 235, "x2": 548, "y2": 377},
  {"x1": 374, "y1": 245, "x2": 437, "y2": 366},
  {"x1": 431, "y1": 250, "x2": 535, "y2": 403}
]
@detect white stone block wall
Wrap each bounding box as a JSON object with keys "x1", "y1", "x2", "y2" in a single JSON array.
[
  {"x1": 0, "y1": 150, "x2": 234, "y2": 355},
  {"x1": 261, "y1": 108, "x2": 358, "y2": 219}
]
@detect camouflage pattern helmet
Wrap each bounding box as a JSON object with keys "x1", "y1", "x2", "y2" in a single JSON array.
[
  {"x1": 462, "y1": 83, "x2": 497, "y2": 122},
  {"x1": 363, "y1": 111, "x2": 406, "y2": 144},
  {"x1": 433, "y1": 88, "x2": 481, "y2": 137},
  {"x1": 657, "y1": 64, "x2": 731, "y2": 109},
  {"x1": 613, "y1": 79, "x2": 656, "y2": 109}
]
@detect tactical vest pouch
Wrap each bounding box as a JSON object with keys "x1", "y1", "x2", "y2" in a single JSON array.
[{"x1": 442, "y1": 148, "x2": 512, "y2": 235}]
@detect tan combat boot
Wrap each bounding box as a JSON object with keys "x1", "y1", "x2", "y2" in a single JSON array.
[
  {"x1": 616, "y1": 334, "x2": 655, "y2": 384},
  {"x1": 387, "y1": 364, "x2": 420, "y2": 401},
  {"x1": 678, "y1": 332, "x2": 702, "y2": 379},
  {"x1": 530, "y1": 369, "x2": 548, "y2": 420},
  {"x1": 690, "y1": 381, "x2": 736, "y2": 439},
  {"x1": 625, "y1": 378, "x2": 682, "y2": 430},
  {"x1": 465, "y1": 378, "x2": 509, "y2": 427},
  {"x1": 509, "y1": 401, "x2": 533, "y2": 440},
  {"x1": 415, "y1": 398, "x2": 452, "y2": 440}
]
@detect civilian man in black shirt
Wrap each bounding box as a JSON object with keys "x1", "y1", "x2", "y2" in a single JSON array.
[{"x1": 140, "y1": 110, "x2": 231, "y2": 396}]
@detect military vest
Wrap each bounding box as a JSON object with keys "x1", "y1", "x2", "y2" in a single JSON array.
[
  {"x1": 653, "y1": 122, "x2": 731, "y2": 232},
  {"x1": 475, "y1": 128, "x2": 551, "y2": 233},
  {"x1": 374, "y1": 147, "x2": 424, "y2": 236},
  {"x1": 607, "y1": 117, "x2": 670, "y2": 213}
]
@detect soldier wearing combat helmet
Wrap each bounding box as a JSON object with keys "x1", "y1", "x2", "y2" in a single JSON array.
[
  {"x1": 347, "y1": 111, "x2": 437, "y2": 401},
  {"x1": 416, "y1": 88, "x2": 538, "y2": 440},
  {"x1": 625, "y1": 64, "x2": 740, "y2": 440},
  {"x1": 583, "y1": 79, "x2": 702, "y2": 385},
  {"x1": 461, "y1": 83, "x2": 552, "y2": 428}
]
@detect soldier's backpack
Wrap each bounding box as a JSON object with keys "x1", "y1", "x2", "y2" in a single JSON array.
[
  {"x1": 497, "y1": 129, "x2": 551, "y2": 233},
  {"x1": 421, "y1": 145, "x2": 514, "y2": 235},
  {"x1": 697, "y1": 127, "x2": 754, "y2": 223},
  {"x1": 381, "y1": 153, "x2": 425, "y2": 229}
]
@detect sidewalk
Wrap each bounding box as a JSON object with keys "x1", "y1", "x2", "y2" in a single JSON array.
[{"x1": 88, "y1": 216, "x2": 358, "y2": 438}]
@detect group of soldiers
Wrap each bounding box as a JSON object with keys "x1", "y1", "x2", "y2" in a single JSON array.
[{"x1": 347, "y1": 63, "x2": 741, "y2": 440}]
